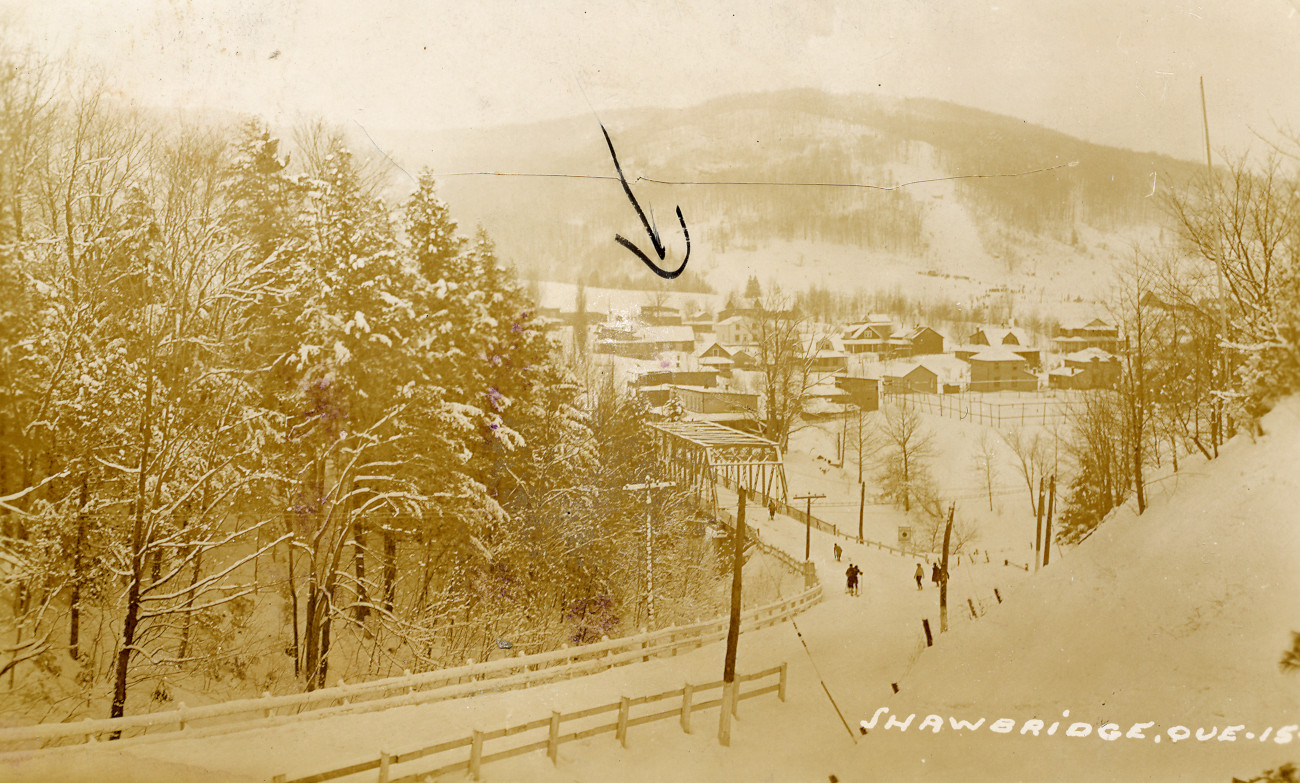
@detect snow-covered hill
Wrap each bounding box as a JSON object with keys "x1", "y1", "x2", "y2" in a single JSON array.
[
  {"x1": 369, "y1": 89, "x2": 1197, "y2": 304},
  {"x1": 858, "y1": 397, "x2": 1300, "y2": 781}
]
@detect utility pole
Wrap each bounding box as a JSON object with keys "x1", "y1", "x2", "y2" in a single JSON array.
[
  {"x1": 939, "y1": 504, "x2": 954, "y2": 633},
  {"x1": 857, "y1": 482, "x2": 865, "y2": 544},
  {"x1": 1042, "y1": 475, "x2": 1056, "y2": 567},
  {"x1": 623, "y1": 478, "x2": 675, "y2": 629},
  {"x1": 719, "y1": 489, "x2": 746, "y2": 746},
  {"x1": 794, "y1": 493, "x2": 825, "y2": 560},
  {"x1": 1201, "y1": 76, "x2": 1229, "y2": 456},
  {"x1": 1034, "y1": 475, "x2": 1045, "y2": 572}
]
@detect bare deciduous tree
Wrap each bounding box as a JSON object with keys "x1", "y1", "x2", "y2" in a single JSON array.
[
  {"x1": 878, "y1": 400, "x2": 934, "y2": 513},
  {"x1": 973, "y1": 429, "x2": 999, "y2": 511}
]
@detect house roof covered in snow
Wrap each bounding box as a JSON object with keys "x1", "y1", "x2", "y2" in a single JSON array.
[
  {"x1": 1065, "y1": 347, "x2": 1119, "y2": 363},
  {"x1": 972, "y1": 326, "x2": 1030, "y2": 345},
  {"x1": 969, "y1": 346, "x2": 1031, "y2": 364}
]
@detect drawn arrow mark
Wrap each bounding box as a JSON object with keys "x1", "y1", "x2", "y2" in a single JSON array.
[{"x1": 601, "y1": 124, "x2": 691, "y2": 280}]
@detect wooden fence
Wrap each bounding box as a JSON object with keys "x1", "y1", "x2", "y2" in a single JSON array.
[
  {"x1": 882, "y1": 389, "x2": 1077, "y2": 428},
  {"x1": 712, "y1": 505, "x2": 816, "y2": 586},
  {"x1": 0, "y1": 589, "x2": 819, "y2": 752},
  {"x1": 715, "y1": 473, "x2": 916, "y2": 557},
  {"x1": 272, "y1": 663, "x2": 788, "y2": 783}
]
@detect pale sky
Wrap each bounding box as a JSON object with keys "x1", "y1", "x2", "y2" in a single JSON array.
[{"x1": 6, "y1": 0, "x2": 1299, "y2": 161}]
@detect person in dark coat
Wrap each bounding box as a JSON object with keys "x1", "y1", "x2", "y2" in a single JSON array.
[
  {"x1": 833, "y1": 543, "x2": 842, "y2": 561},
  {"x1": 914, "y1": 563, "x2": 925, "y2": 590},
  {"x1": 768, "y1": 500, "x2": 776, "y2": 520},
  {"x1": 846, "y1": 563, "x2": 862, "y2": 596},
  {"x1": 931, "y1": 562, "x2": 941, "y2": 586}
]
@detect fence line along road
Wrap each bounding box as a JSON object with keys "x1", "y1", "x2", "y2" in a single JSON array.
[
  {"x1": 715, "y1": 474, "x2": 917, "y2": 557},
  {"x1": 882, "y1": 389, "x2": 1078, "y2": 428},
  {"x1": 273, "y1": 663, "x2": 789, "y2": 783},
  {"x1": 0, "y1": 587, "x2": 821, "y2": 752}
]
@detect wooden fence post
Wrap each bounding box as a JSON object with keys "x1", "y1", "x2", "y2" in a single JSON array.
[
  {"x1": 617, "y1": 697, "x2": 630, "y2": 747},
  {"x1": 548, "y1": 711, "x2": 561, "y2": 763},
  {"x1": 177, "y1": 702, "x2": 187, "y2": 731},
  {"x1": 470, "y1": 730, "x2": 483, "y2": 780},
  {"x1": 262, "y1": 691, "x2": 273, "y2": 719},
  {"x1": 778, "y1": 662, "x2": 788, "y2": 702},
  {"x1": 378, "y1": 750, "x2": 390, "y2": 783},
  {"x1": 681, "y1": 683, "x2": 694, "y2": 733}
]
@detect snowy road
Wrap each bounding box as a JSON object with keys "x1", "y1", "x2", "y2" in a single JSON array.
[{"x1": 1, "y1": 493, "x2": 1028, "y2": 782}]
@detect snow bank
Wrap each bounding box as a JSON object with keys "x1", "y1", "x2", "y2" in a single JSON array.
[{"x1": 856, "y1": 397, "x2": 1300, "y2": 781}]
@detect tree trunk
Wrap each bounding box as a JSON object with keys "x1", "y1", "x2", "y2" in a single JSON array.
[
  {"x1": 382, "y1": 530, "x2": 397, "y2": 613},
  {"x1": 303, "y1": 575, "x2": 319, "y2": 690},
  {"x1": 177, "y1": 549, "x2": 203, "y2": 660},
  {"x1": 1132, "y1": 404, "x2": 1147, "y2": 514},
  {"x1": 318, "y1": 581, "x2": 334, "y2": 688},
  {"x1": 719, "y1": 490, "x2": 746, "y2": 745},
  {"x1": 112, "y1": 366, "x2": 155, "y2": 730},
  {"x1": 353, "y1": 523, "x2": 369, "y2": 621},
  {"x1": 286, "y1": 513, "x2": 300, "y2": 677},
  {"x1": 69, "y1": 475, "x2": 89, "y2": 660},
  {"x1": 939, "y1": 505, "x2": 953, "y2": 633}
]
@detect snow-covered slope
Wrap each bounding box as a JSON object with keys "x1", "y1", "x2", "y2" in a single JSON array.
[
  {"x1": 859, "y1": 397, "x2": 1300, "y2": 781},
  {"x1": 5, "y1": 401, "x2": 1296, "y2": 782}
]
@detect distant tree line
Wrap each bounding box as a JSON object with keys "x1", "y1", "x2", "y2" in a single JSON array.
[{"x1": 1058, "y1": 144, "x2": 1300, "y2": 541}]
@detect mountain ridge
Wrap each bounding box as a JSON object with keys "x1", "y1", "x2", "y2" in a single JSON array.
[{"x1": 366, "y1": 89, "x2": 1204, "y2": 302}]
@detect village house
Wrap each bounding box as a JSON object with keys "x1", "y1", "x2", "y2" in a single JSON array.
[
  {"x1": 1052, "y1": 318, "x2": 1120, "y2": 354},
  {"x1": 882, "y1": 363, "x2": 939, "y2": 394},
  {"x1": 714, "y1": 314, "x2": 758, "y2": 347},
  {"x1": 963, "y1": 325, "x2": 1042, "y2": 369},
  {"x1": 632, "y1": 368, "x2": 719, "y2": 389},
  {"x1": 694, "y1": 341, "x2": 758, "y2": 375},
  {"x1": 905, "y1": 326, "x2": 945, "y2": 356},
  {"x1": 840, "y1": 316, "x2": 898, "y2": 355},
  {"x1": 1050, "y1": 347, "x2": 1121, "y2": 390},
  {"x1": 967, "y1": 346, "x2": 1039, "y2": 392},
  {"x1": 802, "y1": 382, "x2": 854, "y2": 419},
  {"x1": 666, "y1": 385, "x2": 759, "y2": 427},
  {"x1": 593, "y1": 323, "x2": 696, "y2": 359},
  {"x1": 810, "y1": 336, "x2": 850, "y2": 374},
  {"x1": 682, "y1": 312, "x2": 717, "y2": 338},
  {"x1": 834, "y1": 375, "x2": 880, "y2": 412},
  {"x1": 968, "y1": 325, "x2": 1029, "y2": 347},
  {"x1": 840, "y1": 318, "x2": 945, "y2": 359},
  {"x1": 696, "y1": 341, "x2": 736, "y2": 374},
  {"x1": 639, "y1": 304, "x2": 683, "y2": 325}
]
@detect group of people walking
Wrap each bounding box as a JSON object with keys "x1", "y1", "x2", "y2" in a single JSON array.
[
  {"x1": 844, "y1": 562, "x2": 862, "y2": 596},
  {"x1": 914, "y1": 562, "x2": 943, "y2": 589},
  {"x1": 829, "y1": 542, "x2": 945, "y2": 598}
]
